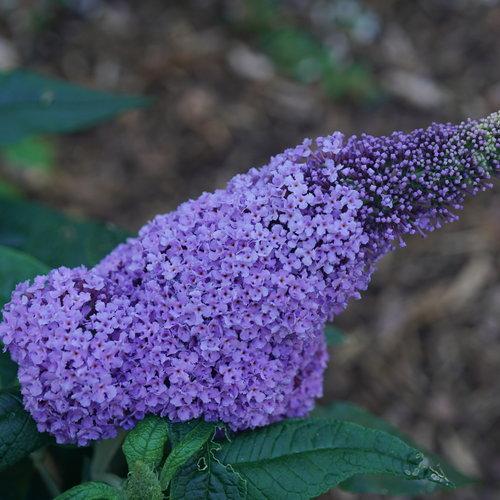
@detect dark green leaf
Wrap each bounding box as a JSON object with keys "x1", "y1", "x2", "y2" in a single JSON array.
[
  {"x1": 171, "y1": 442, "x2": 247, "y2": 500},
  {"x1": 160, "y1": 420, "x2": 217, "y2": 489},
  {"x1": 56, "y1": 481, "x2": 122, "y2": 500},
  {"x1": 341, "y1": 472, "x2": 442, "y2": 496},
  {"x1": 2, "y1": 136, "x2": 56, "y2": 172},
  {"x1": 313, "y1": 401, "x2": 473, "y2": 495},
  {"x1": 122, "y1": 416, "x2": 169, "y2": 471},
  {"x1": 166, "y1": 419, "x2": 202, "y2": 446},
  {"x1": 0, "y1": 350, "x2": 18, "y2": 391},
  {"x1": 0, "y1": 393, "x2": 49, "y2": 471},
  {"x1": 0, "y1": 457, "x2": 34, "y2": 500},
  {"x1": 0, "y1": 181, "x2": 21, "y2": 199},
  {"x1": 311, "y1": 400, "x2": 392, "y2": 424},
  {"x1": 217, "y1": 417, "x2": 452, "y2": 499},
  {"x1": 125, "y1": 460, "x2": 163, "y2": 500},
  {"x1": 0, "y1": 244, "x2": 49, "y2": 308},
  {"x1": 0, "y1": 69, "x2": 150, "y2": 146},
  {"x1": 0, "y1": 197, "x2": 130, "y2": 268},
  {"x1": 261, "y1": 27, "x2": 329, "y2": 84},
  {"x1": 323, "y1": 324, "x2": 345, "y2": 346}
]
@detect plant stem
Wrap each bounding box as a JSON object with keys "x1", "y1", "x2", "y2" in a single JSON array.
[
  {"x1": 90, "y1": 431, "x2": 126, "y2": 484},
  {"x1": 30, "y1": 449, "x2": 62, "y2": 498}
]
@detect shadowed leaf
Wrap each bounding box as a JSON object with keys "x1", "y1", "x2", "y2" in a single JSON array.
[
  {"x1": 313, "y1": 401, "x2": 473, "y2": 495},
  {"x1": 0, "y1": 393, "x2": 49, "y2": 471},
  {"x1": 0, "y1": 70, "x2": 150, "y2": 146}
]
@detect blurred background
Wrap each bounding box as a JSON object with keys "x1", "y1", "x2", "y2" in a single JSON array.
[{"x1": 0, "y1": 0, "x2": 499, "y2": 498}]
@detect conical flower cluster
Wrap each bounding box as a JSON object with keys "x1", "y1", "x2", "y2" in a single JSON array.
[{"x1": 1, "y1": 112, "x2": 498, "y2": 445}]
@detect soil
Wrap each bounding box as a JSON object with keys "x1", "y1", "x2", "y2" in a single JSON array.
[{"x1": 1, "y1": 1, "x2": 499, "y2": 498}]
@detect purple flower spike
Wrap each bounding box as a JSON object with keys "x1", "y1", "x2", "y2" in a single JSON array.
[{"x1": 1, "y1": 112, "x2": 498, "y2": 445}]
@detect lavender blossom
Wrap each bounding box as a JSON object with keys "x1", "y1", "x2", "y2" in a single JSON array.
[{"x1": 1, "y1": 112, "x2": 498, "y2": 445}]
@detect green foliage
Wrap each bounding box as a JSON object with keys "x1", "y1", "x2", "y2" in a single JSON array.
[
  {"x1": 0, "y1": 181, "x2": 21, "y2": 199},
  {"x1": 122, "y1": 416, "x2": 169, "y2": 471},
  {"x1": 313, "y1": 401, "x2": 473, "y2": 495},
  {"x1": 216, "y1": 417, "x2": 452, "y2": 499},
  {"x1": 0, "y1": 197, "x2": 130, "y2": 269},
  {"x1": 125, "y1": 461, "x2": 163, "y2": 500},
  {"x1": 233, "y1": 0, "x2": 379, "y2": 101},
  {"x1": 56, "y1": 481, "x2": 122, "y2": 500},
  {"x1": 264, "y1": 28, "x2": 376, "y2": 101},
  {"x1": 2, "y1": 136, "x2": 56, "y2": 172},
  {"x1": 159, "y1": 420, "x2": 218, "y2": 489},
  {"x1": 0, "y1": 351, "x2": 18, "y2": 392},
  {"x1": 0, "y1": 458, "x2": 35, "y2": 500},
  {"x1": 0, "y1": 393, "x2": 49, "y2": 472},
  {"x1": 262, "y1": 27, "x2": 326, "y2": 83},
  {"x1": 0, "y1": 244, "x2": 49, "y2": 308},
  {"x1": 0, "y1": 70, "x2": 150, "y2": 147},
  {"x1": 170, "y1": 441, "x2": 247, "y2": 500},
  {"x1": 0, "y1": 85, "x2": 133, "y2": 472},
  {"x1": 166, "y1": 419, "x2": 201, "y2": 445}
]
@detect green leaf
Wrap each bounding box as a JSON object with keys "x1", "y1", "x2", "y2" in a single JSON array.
[
  {"x1": 216, "y1": 417, "x2": 453, "y2": 499},
  {"x1": 0, "y1": 350, "x2": 18, "y2": 391},
  {"x1": 166, "y1": 419, "x2": 202, "y2": 446},
  {"x1": 313, "y1": 401, "x2": 473, "y2": 495},
  {"x1": 122, "y1": 416, "x2": 169, "y2": 471},
  {"x1": 56, "y1": 481, "x2": 122, "y2": 500},
  {"x1": 2, "y1": 136, "x2": 56, "y2": 172},
  {"x1": 0, "y1": 244, "x2": 49, "y2": 309},
  {"x1": 261, "y1": 27, "x2": 329, "y2": 84},
  {"x1": 0, "y1": 392, "x2": 49, "y2": 471},
  {"x1": 0, "y1": 197, "x2": 130, "y2": 268},
  {"x1": 0, "y1": 457, "x2": 34, "y2": 500},
  {"x1": 170, "y1": 441, "x2": 247, "y2": 500},
  {"x1": 125, "y1": 460, "x2": 163, "y2": 500},
  {"x1": 0, "y1": 181, "x2": 21, "y2": 199},
  {"x1": 160, "y1": 420, "x2": 218, "y2": 489},
  {"x1": 311, "y1": 400, "x2": 392, "y2": 423},
  {"x1": 340, "y1": 473, "x2": 440, "y2": 496},
  {"x1": 323, "y1": 324, "x2": 345, "y2": 346},
  {"x1": 0, "y1": 69, "x2": 150, "y2": 146}
]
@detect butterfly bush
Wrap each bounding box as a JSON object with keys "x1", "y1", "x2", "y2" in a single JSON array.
[{"x1": 1, "y1": 112, "x2": 498, "y2": 445}]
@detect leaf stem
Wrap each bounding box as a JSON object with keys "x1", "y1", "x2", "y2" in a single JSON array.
[
  {"x1": 90, "y1": 431, "x2": 126, "y2": 482},
  {"x1": 30, "y1": 448, "x2": 62, "y2": 498}
]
